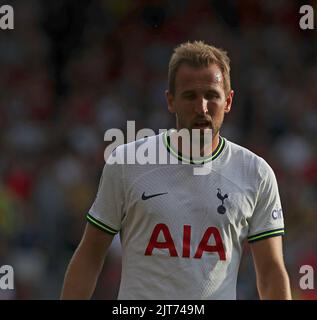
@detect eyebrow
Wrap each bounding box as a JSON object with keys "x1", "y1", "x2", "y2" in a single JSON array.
[
  {"x1": 181, "y1": 90, "x2": 196, "y2": 96},
  {"x1": 181, "y1": 89, "x2": 220, "y2": 96}
]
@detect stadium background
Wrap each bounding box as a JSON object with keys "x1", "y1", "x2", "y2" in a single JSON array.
[{"x1": 0, "y1": 0, "x2": 316, "y2": 299}]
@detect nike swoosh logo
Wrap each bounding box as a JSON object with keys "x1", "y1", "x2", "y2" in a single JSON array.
[{"x1": 141, "y1": 192, "x2": 168, "y2": 200}]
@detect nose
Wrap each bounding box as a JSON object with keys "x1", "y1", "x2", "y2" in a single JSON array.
[{"x1": 194, "y1": 97, "x2": 208, "y2": 115}]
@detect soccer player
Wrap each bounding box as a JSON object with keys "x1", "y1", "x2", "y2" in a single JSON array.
[{"x1": 61, "y1": 41, "x2": 292, "y2": 299}]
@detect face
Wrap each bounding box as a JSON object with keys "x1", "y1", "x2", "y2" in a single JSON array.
[{"x1": 166, "y1": 63, "x2": 234, "y2": 140}]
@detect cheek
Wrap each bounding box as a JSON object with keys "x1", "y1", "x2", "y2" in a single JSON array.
[
  {"x1": 175, "y1": 99, "x2": 195, "y2": 113},
  {"x1": 207, "y1": 102, "x2": 219, "y2": 114},
  {"x1": 207, "y1": 101, "x2": 225, "y2": 115}
]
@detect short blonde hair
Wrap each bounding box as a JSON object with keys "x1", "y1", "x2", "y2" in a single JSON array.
[{"x1": 168, "y1": 41, "x2": 231, "y2": 96}]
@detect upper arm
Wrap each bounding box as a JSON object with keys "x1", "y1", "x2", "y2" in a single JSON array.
[
  {"x1": 78, "y1": 222, "x2": 114, "y2": 258},
  {"x1": 250, "y1": 236, "x2": 291, "y2": 299},
  {"x1": 88, "y1": 154, "x2": 125, "y2": 235},
  {"x1": 247, "y1": 159, "x2": 284, "y2": 242},
  {"x1": 250, "y1": 236, "x2": 286, "y2": 277},
  {"x1": 60, "y1": 223, "x2": 114, "y2": 299}
]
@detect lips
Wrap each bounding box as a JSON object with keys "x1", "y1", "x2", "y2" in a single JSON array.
[{"x1": 192, "y1": 119, "x2": 211, "y2": 128}]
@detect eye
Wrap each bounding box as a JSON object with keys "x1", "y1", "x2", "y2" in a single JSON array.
[
  {"x1": 205, "y1": 92, "x2": 220, "y2": 100},
  {"x1": 182, "y1": 92, "x2": 196, "y2": 100}
]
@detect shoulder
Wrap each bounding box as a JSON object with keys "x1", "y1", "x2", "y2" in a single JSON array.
[
  {"x1": 118, "y1": 133, "x2": 161, "y2": 153},
  {"x1": 224, "y1": 138, "x2": 276, "y2": 181},
  {"x1": 107, "y1": 133, "x2": 162, "y2": 164},
  {"x1": 128, "y1": 133, "x2": 161, "y2": 149}
]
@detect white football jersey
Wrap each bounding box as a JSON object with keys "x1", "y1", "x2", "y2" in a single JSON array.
[{"x1": 87, "y1": 131, "x2": 284, "y2": 299}]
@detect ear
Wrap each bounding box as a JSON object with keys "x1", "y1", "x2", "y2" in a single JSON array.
[
  {"x1": 166, "y1": 90, "x2": 176, "y2": 114},
  {"x1": 224, "y1": 90, "x2": 234, "y2": 114}
]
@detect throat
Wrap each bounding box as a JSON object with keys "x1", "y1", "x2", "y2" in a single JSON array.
[{"x1": 169, "y1": 130, "x2": 220, "y2": 160}]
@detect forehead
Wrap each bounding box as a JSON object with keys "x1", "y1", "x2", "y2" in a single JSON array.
[{"x1": 174, "y1": 63, "x2": 224, "y2": 92}]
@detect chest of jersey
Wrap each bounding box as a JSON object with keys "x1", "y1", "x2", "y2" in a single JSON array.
[{"x1": 121, "y1": 164, "x2": 253, "y2": 260}]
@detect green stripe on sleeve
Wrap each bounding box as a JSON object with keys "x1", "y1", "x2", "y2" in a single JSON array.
[
  {"x1": 86, "y1": 213, "x2": 119, "y2": 235},
  {"x1": 248, "y1": 228, "x2": 284, "y2": 243}
]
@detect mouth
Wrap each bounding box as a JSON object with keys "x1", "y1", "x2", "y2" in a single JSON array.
[{"x1": 192, "y1": 120, "x2": 211, "y2": 129}]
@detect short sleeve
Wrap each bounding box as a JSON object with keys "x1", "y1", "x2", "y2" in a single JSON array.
[
  {"x1": 87, "y1": 150, "x2": 125, "y2": 235},
  {"x1": 247, "y1": 159, "x2": 285, "y2": 243}
]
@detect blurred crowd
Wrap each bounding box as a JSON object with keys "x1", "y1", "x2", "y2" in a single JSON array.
[{"x1": 0, "y1": 0, "x2": 316, "y2": 299}]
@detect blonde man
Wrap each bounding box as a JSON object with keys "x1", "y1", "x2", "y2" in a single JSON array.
[{"x1": 61, "y1": 41, "x2": 292, "y2": 300}]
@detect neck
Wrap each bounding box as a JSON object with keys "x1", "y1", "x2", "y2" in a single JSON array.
[{"x1": 169, "y1": 129, "x2": 220, "y2": 160}]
